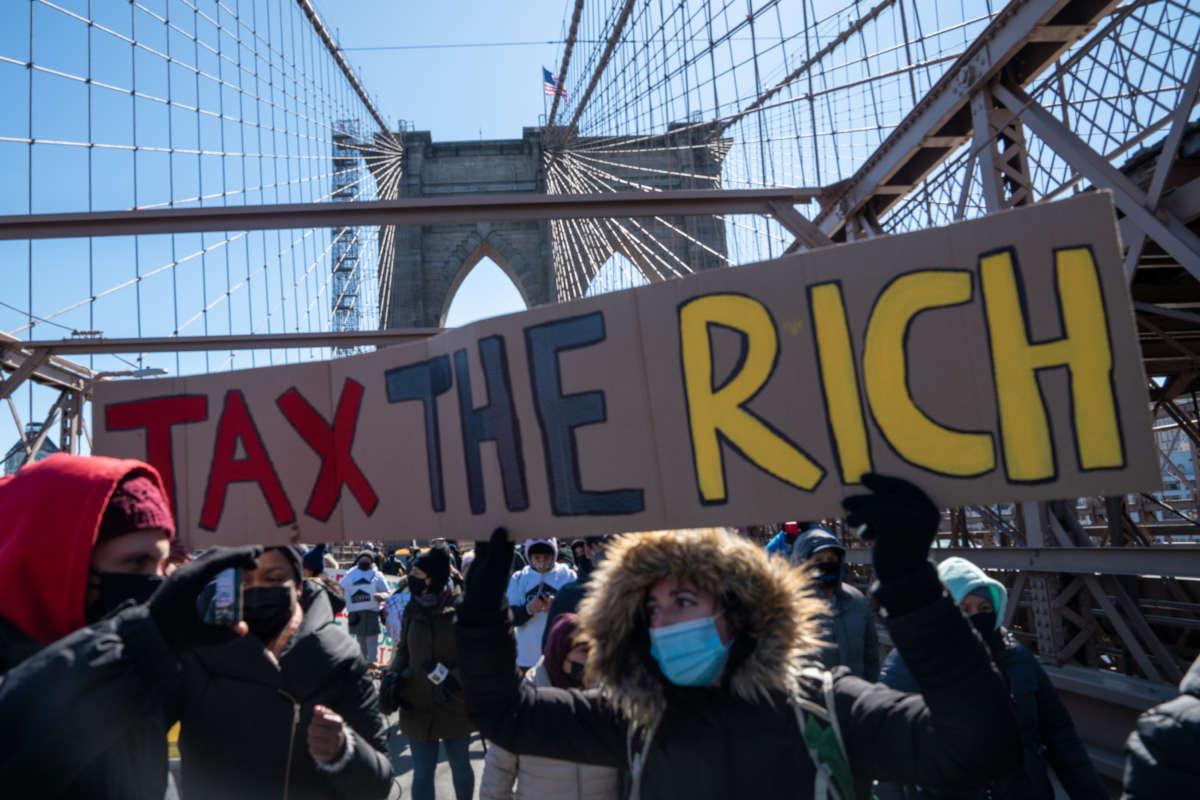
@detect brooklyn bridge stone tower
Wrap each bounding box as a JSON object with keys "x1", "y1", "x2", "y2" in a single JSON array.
[{"x1": 371, "y1": 123, "x2": 731, "y2": 329}]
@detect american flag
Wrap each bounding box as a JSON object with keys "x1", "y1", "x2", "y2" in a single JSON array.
[{"x1": 543, "y1": 67, "x2": 568, "y2": 104}]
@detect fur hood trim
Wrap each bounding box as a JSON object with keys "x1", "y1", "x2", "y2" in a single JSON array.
[{"x1": 577, "y1": 527, "x2": 824, "y2": 730}]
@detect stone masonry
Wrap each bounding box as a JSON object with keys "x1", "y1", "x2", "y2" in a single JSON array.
[{"x1": 371, "y1": 124, "x2": 730, "y2": 329}]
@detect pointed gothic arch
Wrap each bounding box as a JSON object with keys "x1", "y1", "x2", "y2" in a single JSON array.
[{"x1": 439, "y1": 239, "x2": 532, "y2": 327}]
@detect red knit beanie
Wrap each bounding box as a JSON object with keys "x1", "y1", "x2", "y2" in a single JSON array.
[{"x1": 97, "y1": 475, "x2": 175, "y2": 542}]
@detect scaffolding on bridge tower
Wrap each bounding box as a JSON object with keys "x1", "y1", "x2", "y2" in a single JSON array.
[{"x1": 331, "y1": 120, "x2": 367, "y2": 356}]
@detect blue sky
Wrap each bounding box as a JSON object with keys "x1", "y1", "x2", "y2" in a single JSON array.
[{"x1": 321, "y1": 0, "x2": 571, "y2": 327}]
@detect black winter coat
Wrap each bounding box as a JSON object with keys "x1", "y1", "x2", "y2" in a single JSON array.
[
  {"x1": 877, "y1": 630, "x2": 1105, "y2": 800},
  {"x1": 1123, "y1": 654, "x2": 1200, "y2": 798},
  {"x1": 458, "y1": 582, "x2": 1020, "y2": 800},
  {"x1": 0, "y1": 606, "x2": 179, "y2": 800},
  {"x1": 540, "y1": 571, "x2": 591, "y2": 650},
  {"x1": 176, "y1": 581, "x2": 392, "y2": 800},
  {"x1": 386, "y1": 587, "x2": 474, "y2": 742}
]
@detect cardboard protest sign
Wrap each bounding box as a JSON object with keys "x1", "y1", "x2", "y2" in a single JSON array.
[{"x1": 93, "y1": 192, "x2": 1158, "y2": 546}]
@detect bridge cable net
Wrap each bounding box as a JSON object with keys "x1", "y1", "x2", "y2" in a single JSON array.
[
  {"x1": 0, "y1": 0, "x2": 403, "y2": 446},
  {"x1": 545, "y1": 0, "x2": 1003, "y2": 298},
  {"x1": 879, "y1": 0, "x2": 1200, "y2": 236},
  {"x1": 546, "y1": 0, "x2": 1198, "y2": 307}
]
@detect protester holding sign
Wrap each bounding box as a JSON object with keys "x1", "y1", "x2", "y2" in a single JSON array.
[
  {"x1": 0, "y1": 454, "x2": 262, "y2": 798},
  {"x1": 340, "y1": 550, "x2": 391, "y2": 663},
  {"x1": 381, "y1": 543, "x2": 475, "y2": 800},
  {"x1": 507, "y1": 539, "x2": 576, "y2": 669},
  {"x1": 457, "y1": 475, "x2": 1021, "y2": 800},
  {"x1": 480, "y1": 613, "x2": 620, "y2": 800},
  {"x1": 175, "y1": 546, "x2": 393, "y2": 799}
]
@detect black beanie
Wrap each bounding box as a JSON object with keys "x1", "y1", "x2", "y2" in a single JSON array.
[
  {"x1": 414, "y1": 543, "x2": 452, "y2": 590},
  {"x1": 267, "y1": 545, "x2": 304, "y2": 582}
]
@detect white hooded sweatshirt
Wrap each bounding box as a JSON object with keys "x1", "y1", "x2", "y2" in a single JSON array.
[
  {"x1": 506, "y1": 540, "x2": 576, "y2": 667},
  {"x1": 339, "y1": 562, "x2": 389, "y2": 613}
]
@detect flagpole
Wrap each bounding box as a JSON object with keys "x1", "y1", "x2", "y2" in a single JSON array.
[{"x1": 541, "y1": 67, "x2": 548, "y2": 127}]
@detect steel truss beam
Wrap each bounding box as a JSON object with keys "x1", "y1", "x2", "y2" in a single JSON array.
[
  {"x1": 844, "y1": 546, "x2": 1200, "y2": 578},
  {"x1": 0, "y1": 333, "x2": 93, "y2": 394},
  {"x1": 815, "y1": 0, "x2": 1119, "y2": 238},
  {"x1": 20, "y1": 329, "x2": 440, "y2": 355},
  {"x1": 0, "y1": 189, "x2": 822, "y2": 242},
  {"x1": 990, "y1": 82, "x2": 1200, "y2": 281}
]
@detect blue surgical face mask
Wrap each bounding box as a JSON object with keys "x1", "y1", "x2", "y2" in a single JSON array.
[{"x1": 649, "y1": 612, "x2": 731, "y2": 687}]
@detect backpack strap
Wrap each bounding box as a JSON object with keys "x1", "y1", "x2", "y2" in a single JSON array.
[
  {"x1": 626, "y1": 722, "x2": 659, "y2": 800},
  {"x1": 790, "y1": 665, "x2": 859, "y2": 800}
]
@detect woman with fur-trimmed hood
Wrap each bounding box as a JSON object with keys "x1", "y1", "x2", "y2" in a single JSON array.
[{"x1": 457, "y1": 475, "x2": 1021, "y2": 800}]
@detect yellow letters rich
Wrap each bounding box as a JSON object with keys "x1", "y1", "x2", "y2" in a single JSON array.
[
  {"x1": 679, "y1": 294, "x2": 824, "y2": 502},
  {"x1": 863, "y1": 271, "x2": 996, "y2": 476},
  {"x1": 809, "y1": 282, "x2": 873, "y2": 483},
  {"x1": 981, "y1": 248, "x2": 1123, "y2": 481}
]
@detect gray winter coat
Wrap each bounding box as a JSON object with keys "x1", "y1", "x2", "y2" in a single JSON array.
[
  {"x1": 479, "y1": 659, "x2": 620, "y2": 800},
  {"x1": 1123, "y1": 653, "x2": 1200, "y2": 798},
  {"x1": 791, "y1": 529, "x2": 881, "y2": 680},
  {"x1": 815, "y1": 583, "x2": 881, "y2": 681}
]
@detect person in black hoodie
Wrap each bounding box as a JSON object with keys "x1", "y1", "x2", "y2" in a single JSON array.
[
  {"x1": 0, "y1": 454, "x2": 262, "y2": 800},
  {"x1": 1122, "y1": 652, "x2": 1200, "y2": 798},
  {"x1": 456, "y1": 474, "x2": 1022, "y2": 800},
  {"x1": 176, "y1": 546, "x2": 393, "y2": 799},
  {"x1": 303, "y1": 543, "x2": 346, "y2": 614}
]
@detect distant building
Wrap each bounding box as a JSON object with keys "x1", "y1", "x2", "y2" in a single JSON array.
[{"x1": 3, "y1": 423, "x2": 59, "y2": 476}]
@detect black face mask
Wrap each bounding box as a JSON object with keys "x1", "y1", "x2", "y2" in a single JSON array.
[
  {"x1": 814, "y1": 560, "x2": 842, "y2": 586},
  {"x1": 358, "y1": 561, "x2": 372, "y2": 571},
  {"x1": 566, "y1": 661, "x2": 585, "y2": 687},
  {"x1": 408, "y1": 576, "x2": 428, "y2": 596},
  {"x1": 86, "y1": 571, "x2": 164, "y2": 623},
  {"x1": 242, "y1": 586, "x2": 296, "y2": 644},
  {"x1": 970, "y1": 610, "x2": 999, "y2": 642}
]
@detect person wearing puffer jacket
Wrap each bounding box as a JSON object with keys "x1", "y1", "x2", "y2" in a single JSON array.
[
  {"x1": 456, "y1": 475, "x2": 1022, "y2": 800},
  {"x1": 1121, "y1": 652, "x2": 1200, "y2": 798},
  {"x1": 480, "y1": 613, "x2": 619, "y2": 800},
  {"x1": 877, "y1": 556, "x2": 1105, "y2": 800}
]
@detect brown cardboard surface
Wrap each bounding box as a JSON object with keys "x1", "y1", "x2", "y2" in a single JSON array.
[{"x1": 92, "y1": 192, "x2": 1158, "y2": 545}]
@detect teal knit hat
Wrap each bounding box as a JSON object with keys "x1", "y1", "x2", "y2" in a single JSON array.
[{"x1": 936, "y1": 556, "x2": 1007, "y2": 629}]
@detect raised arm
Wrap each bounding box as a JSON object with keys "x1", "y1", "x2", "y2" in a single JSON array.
[
  {"x1": 0, "y1": 546, "x2": 261, "y2": 793},
  {"x1": 456, "y1": 528, "x2": 627, "y2": 767},
  {"x1": 835, "y1": 475, "x2": 1020, "y2": 790},
  {"x1": 834, "y1": 567, "x2": 1020, "y2": 789}
]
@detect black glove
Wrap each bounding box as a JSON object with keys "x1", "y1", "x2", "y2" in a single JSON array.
[
  {"x1": 433, "y1": 674, "x2": 462, "y2": 704},
  {"x1": 148, "y1": 545, "x2": 262, "y2": 653},
  {"x1": 841, "y1": 473, "x2": 939, "y2": 582},
  {"x1": 380, "y1": 669, "x2": 408, "y2": 714},
  {"x1": 457, "y1": 527, "x2": 514, "y2": 626}
]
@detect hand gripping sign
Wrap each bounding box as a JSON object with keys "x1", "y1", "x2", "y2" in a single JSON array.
[{"x1": 93, "y1": 193, "x2": 1158, "y2": 547}]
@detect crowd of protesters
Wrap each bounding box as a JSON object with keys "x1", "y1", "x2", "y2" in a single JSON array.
[{"x1": 0, "y1": 453, "x2": 1196, "y2": 799}]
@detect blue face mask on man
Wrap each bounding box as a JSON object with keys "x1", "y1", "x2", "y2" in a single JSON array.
[{"x1": 649, "y1": 612, "x2": 731, "y2": 686}]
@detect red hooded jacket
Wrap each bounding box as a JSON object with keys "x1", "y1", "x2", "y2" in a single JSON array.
[{"x1": 0, "y1": 453, "x2": 173, "y2": 643}]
